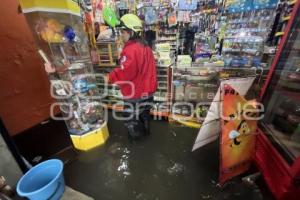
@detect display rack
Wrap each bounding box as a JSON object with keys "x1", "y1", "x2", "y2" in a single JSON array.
[
  {"x1": 19, "y1": 0, "x2": 109, "y2": 151},
  {"x1": 170, "y1": 64, "x2": 219, "y2": 126},
  {"x1": 222, "y1": 8, "x2": 278, "y2": 68},
  {"x1": 152, "y1": 65, "x2": 172, "y2": 117}
]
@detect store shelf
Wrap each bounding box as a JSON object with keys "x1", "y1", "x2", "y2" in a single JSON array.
[
  {"x1": 156, "y1": 39, "x2": 177, "y2": 42},
  {"x1": 158, "y1": 32, "x2": 177, "y2": 35},
  {"x1": 227, "y1": 17, "x2": 272, "y2": 24},
  {"x1": 154, "y1": 96, "x2": 168, "y2": 101},
  {"x1": 186, "y1": 75, "x2": 214, "y2": 81},
  {"x1": 226, "y1": 28, "x2": 267, "y2": 34},
  {"x1": 106, "y1": 95, "x2": 123, "y2": 99},
  {"x1": 224, "y1": 36, "x2": 263, "y2": 41},
  {"x1": 157, "y1": 66, "x2": 171, "y2": 69},
  {"x1": 158, "y1": 79, "x2": 168, "y2": 82},
  {"x1": 157, "y1": 87, "x2": 168, "y2": 90},
  {"x1": 222, "y1": 49, "x2": 259, "y2": 54},
  {"x1": 157, "y1": 75, "x2": 168, "y2": 78},
  {"x1": 157, "y1": 65, "x2": 172, "y2": 68}
]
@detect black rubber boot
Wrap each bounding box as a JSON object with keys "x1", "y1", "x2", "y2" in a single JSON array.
[{"x1": 125, "y1": 120, "x2": 146, "y2": 141}]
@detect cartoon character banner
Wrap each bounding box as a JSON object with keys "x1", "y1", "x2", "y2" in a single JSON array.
[
  {"x1": 219, "y1": 84, "x2": 257, "y2": 184},
  {"x1": 192, "y1": 77, "x2": 255, "y2": 151}
]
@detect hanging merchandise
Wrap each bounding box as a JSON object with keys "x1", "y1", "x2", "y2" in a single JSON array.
[
  {"x1": 78, "y1": 0, "x2": 98, "y2": 48},
  {"x1": 170, "y1": 0, "x2": 179, "y2": 8},
  {"x1": 177, "y1": 11, "x2": 191, "y2": 23},
  {"x1": 178, "y1": 0, "x2": 198, "y2": 11},
  {"x1": 222, "y1": 7, "x2": 277, "y2": 68},
  {"x1": 168, "y1": 11, "x2": 178, "y2": 27},
  {"x1": 157, "y1": 8, "x2": 168, "y2": 23},
  {"x1": 103, "y1": 5, "x2": 119, "y2": 27},
  {"x1": 143, "y1": 0, "x2": 153, "y2": 7},
  {"x1": 189, "y1": 12, "x2": 200, "y2": 31},
  {"x1": 94, "y1": 0, "x2": 105, "y2": 23},
  {"x1": 116, "y1": 0, "x2": 129, "y2": 10},
  {"x1": 160, "y1": 0, "x2": 171, "y2": 8},
  {"x1": 128, "y1": 0, "x2": 137, "y2": 13},
  {"x1": 152, "y1": 0, "x2": 161, "y2": 7},
  {"x1": 137, "y1": 4, "x2": 145, "y2": 20},
  {"x1": 145, "y1": 7, "x2": 157, "y2": 25}
]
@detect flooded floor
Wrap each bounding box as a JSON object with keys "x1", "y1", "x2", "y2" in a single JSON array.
[{"x1": 64, "y1": 114, "x2": 273, "y2": 200}]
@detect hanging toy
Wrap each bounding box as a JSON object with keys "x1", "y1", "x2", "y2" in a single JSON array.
[
  {"x1": 39, "y1": 19, "x2": 64, "y2": 43},
  {"x1": 145, "y1": 7, "x2": 157, "y2": 25},
  {"x1": 64, "y1": 25, "x2": 76, "y2": 42},
  {"x1": 103, "y1": 6, "x2": 119, "y2": 27}
]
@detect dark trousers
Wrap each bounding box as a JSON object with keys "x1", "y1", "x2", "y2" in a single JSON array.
[{"x1": 122, "y1": 96, "x2": 153, "y2": 140}]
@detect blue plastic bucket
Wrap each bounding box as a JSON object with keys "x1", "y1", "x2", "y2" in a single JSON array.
[{"x1": 17, "y1": 159, "x2": 65, "y2": 200}]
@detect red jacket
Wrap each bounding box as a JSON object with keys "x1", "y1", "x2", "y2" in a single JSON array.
[{"x1": 109, "y1": 40, "x2": 157, "y2": 99}]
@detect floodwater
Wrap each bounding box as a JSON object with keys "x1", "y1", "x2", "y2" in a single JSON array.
[{"x1": 64, "y1": 114, "x2": 272, "y2": 200}]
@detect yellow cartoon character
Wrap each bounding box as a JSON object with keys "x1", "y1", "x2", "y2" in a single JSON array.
[
  {"x1": 38, "y1": 19, "x2": 64, "y2": 43},
  {"x1": 229, "y1": 120, "x2": 250, "y2": 147}
]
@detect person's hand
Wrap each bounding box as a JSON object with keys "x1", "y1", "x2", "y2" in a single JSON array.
[{"x1": 44, "y1": 63, "x2": 56, "y2": 73}]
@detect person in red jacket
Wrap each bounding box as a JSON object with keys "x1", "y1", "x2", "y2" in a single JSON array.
[{"x1": 107, "y1": 14, "x2": 157, "y2": 140}]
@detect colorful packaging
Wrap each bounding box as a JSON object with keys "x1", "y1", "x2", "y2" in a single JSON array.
[
  {"x1": 145, "y1": 7, "x2": 157, "y2": 25},
  {"x1": 168, "y1": 11, "x2": 177, "y2": 27},
  {"x1": 178, "y1": 0, "x2": 198, "y2": 11},
  {"x1": 253, "y1": 0, "x2": 278, "y2": 9},
  {"x1": 226, "y1": 0, "x2": 253, "y2": 13},
  {"x1": 177, "y1": 11, "x2": 191, "y2": 23},
  {"x1": 177, "y1": 55, "x2": 192, "y2": 67},
  {"x1": 156, "y1": 43, "x2": 171, "y2": 52}
]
